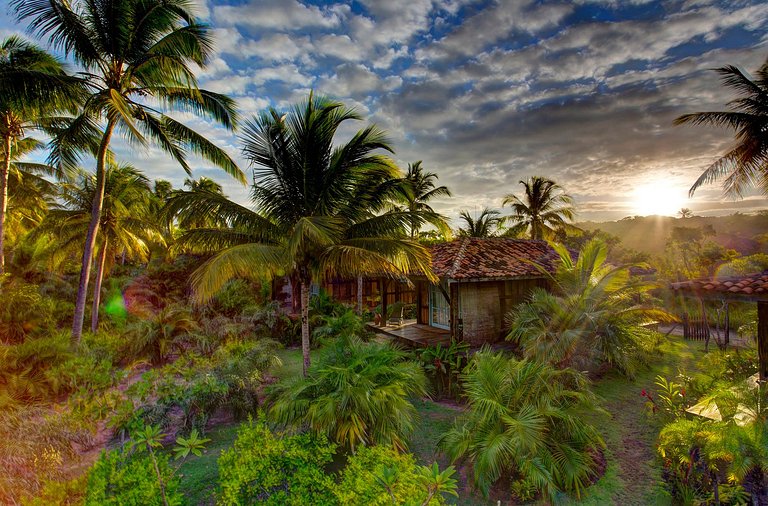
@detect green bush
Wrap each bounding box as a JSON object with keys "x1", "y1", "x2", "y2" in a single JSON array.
[
  {"x1": 0, "y1": 408, "x2": 93, "y2": 503},
  {"x1": 22, "y1": 475, "x2": 87, "y2": 506},
  {"x1": 270, "y1": 337, "x2": 427, "y2": 450},
  {"x1": 336, "y1": 446, "x2": 446, "y2": 506},
  {"x1": 217, "y1": 418, "x2": 336, "y2": 505},
  {"x1": 0, "y1": 279, "x2": 54, "y2": 343},
  {"x1": 85, "y1": 448, "x2": 182, "y2": 506},
  {"x1": 208, "y1": 279, "x2": 262, "y2": 317},
  {"x1": 0, "y1": 333, "x2": 73, "y2": 406}
]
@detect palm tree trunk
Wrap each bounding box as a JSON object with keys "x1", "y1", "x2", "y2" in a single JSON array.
[
  {"x1": 357, "y1": 275, "x2": 363, "y2": 315},
  {"x1": 91, "y1": 236, "x2": 108, "y2": 333},
  {"x1": 71, "y1": 121, "x2": 115, "y2": 345},
  {"x1": 0, "y1": 131, "x2": 11, "y2": 276},
  {"x1": 301, "y1": 281, "x2": 311, "y2": 376}
]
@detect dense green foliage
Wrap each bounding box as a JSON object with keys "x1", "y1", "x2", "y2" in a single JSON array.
[
  {"x1": 508, "y1": 238, "x2": 671, "y2": 376},
  {"x1": 270, "y1": 336, "x2": 427, "y2": 450},
  {"x1": 336, "y1": 445, "x2": 449, "y2": 506},
  {"x1": 441, "y1": 350, "x2": 605, "y2": 499},
  {"x1": 217, "y1": 418, "x2": 336, "y2": 505},
  {"x1": 85, "y1": 448, "x2": 181, "y2": 506}
]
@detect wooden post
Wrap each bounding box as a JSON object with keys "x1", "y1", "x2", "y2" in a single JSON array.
[
  {"x1": 758, "y1": 301, "x2": 768, "y2": 381},
  {"x1": 380, "y1": 278, "x2": 388, "y2": 323}
]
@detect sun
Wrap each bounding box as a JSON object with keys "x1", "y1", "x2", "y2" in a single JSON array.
[{"x1": 630, "y1": 184, "x2": 688, "y2": 217}]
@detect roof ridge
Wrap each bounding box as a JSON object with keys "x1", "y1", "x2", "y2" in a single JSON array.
[{"x1": 447, "y1": 237, "x2": 471, "y2": 278}]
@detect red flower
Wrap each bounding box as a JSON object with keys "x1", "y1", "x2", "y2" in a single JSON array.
[{"x1": 641, "y1": 389, "x2": 647, "y2": 397}]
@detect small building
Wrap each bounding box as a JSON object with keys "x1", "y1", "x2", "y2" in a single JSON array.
[{"x1": 410, "y1": 237, "x2": 562, "y2": 346}]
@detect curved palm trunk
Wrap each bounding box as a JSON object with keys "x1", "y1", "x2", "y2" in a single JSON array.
[
  {"x1": 0, "y1": 131, "x2": 11, "y2": 275},
  {"x1": 71, "y1": 121, "x2": 115, "y2": 345},
  {"x1": 90, "y1": 236, "x2": 108, "y2": 333},
  {"x1": 301, "y1": 281, "x2": 311, "y2": 376}
]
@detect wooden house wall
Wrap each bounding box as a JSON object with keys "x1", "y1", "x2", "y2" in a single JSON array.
[
  {"x1": 417, "y1": 281, "x2": 429, "y2": 324},
  {"x1": 458, "y1": 278, "x2": 548, "y2": 345},
  {"x1": 458, "y1": 283, "x2": 502, "y2": 345}
]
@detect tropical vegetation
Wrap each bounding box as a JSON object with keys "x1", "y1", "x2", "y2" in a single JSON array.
[{"x1": 0, "y1": 3, "x2": 765, "y2": 504}]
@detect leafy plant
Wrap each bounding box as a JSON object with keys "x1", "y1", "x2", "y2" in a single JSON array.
[
  {"x1": 643, "y1": 375, "x2": 687, "y2": 421},
  {"x1": 85, "y1": 447, "x2": 182, "y2": 506},
  {"x1": 270, "y1": 336, "x2": 428, "y2": 451},
  {"x1": 337, "y1": 445, "x2": 456, "y2": 506},
  {"x1": 440, "y1": 349, "x2": 605, "y2": 499},
  {"x1": 217, "y1": 417, "x2": 336, "y2": 505},
  {"x1": 508, "y1": 238, "x2": 674, "y2": 377},
  {"x1": 0, "y1": 279, "x2": 54, "y2": 343},
  {"x1": 418, "y1": 339, "x2": 469, "y2": 399},
  {"x1": 128, "y1": 304, "x2": 198, "y2": 365}
]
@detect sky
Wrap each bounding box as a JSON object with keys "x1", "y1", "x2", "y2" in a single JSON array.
[{"x1": 3, "y1": 0, "x2": 768, "y2": 223}]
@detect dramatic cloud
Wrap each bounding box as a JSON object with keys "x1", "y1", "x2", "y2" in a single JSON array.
[{"x1": 4, "y1": 0, "x2": 767, "y2": 221}]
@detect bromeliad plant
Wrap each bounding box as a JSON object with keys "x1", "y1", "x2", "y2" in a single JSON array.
[{"x1": 419, "y1": 339, "x2": 469, "y2": 399}]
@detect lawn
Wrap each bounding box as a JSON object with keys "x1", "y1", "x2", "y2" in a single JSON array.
[
  {"x1": 560, "y1": 335, "x2": 707, "y2": 506},
  {"x1": 176, "y1": 336, "x2": 709, "y2": 505}
]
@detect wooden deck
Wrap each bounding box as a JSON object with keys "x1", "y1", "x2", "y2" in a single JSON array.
[{"x1": 367, "y1": 320, "x2": 451, "y2": 348}]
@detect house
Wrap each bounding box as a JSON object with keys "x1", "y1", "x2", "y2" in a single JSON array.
[
  {"x1": 272, "y1": 237, "x2": 564, "y2": 347},
  {"x1": 410, "y1": 237, "x2": 562, "y2": 345}
]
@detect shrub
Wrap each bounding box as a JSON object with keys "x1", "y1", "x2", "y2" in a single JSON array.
[
  {"x1": 85, "y1": 448, "x2": 182, "y2": 506},
  {"x1": 22, "y1": 475, "x2": 88, "y2": 506},
  {"x1": 0, "y1": 407, "x2": 93, "y2": 503},
  {"x1": 128, "y1": 304, "x2": 197, "y2": 364},
  {"x1": 208, "y1": 279, "x2": 262, "y2": 316},
  {"x1": 336, "y1": 446, "x2": 452, "y2": 506},
  {"x1": 418, "y1": 339, "x2": 469, "y2": 399},
  {"x1": 270, "y1": 337, "x2": 427, "y2": 450},
  {"x1": 0, "y1": 279, "x2": 54, "y2": 343},
  {"x1": 0, "y1": 333, "x2": 73, "y2": 406},
  {"x1": 440, "y1": 350, "x2": 604, "y2": 499},
  {"x1": 217, "y1": 418, "x2": 336, "y2": 505}
]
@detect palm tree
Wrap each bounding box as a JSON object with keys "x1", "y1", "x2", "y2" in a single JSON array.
[
  {"x1": 457, "y1": 208, "x2": 504, "y2": 237},
  {"x1": 42, "y1": 165, "x2": 158, "y2": 331},
  {"x1": 507, "y1": 238, "x2": 673, "y2": 376},
  {"x1": 678, "y1": 207, "x2": 694, "y2": 219},
  {"x1": 15, "y1": 0, "x2": 246, "y2": 344},
  {"x1": 440, "y1": 350, "x2": 604, "y2": 499},
  {"x1": 166, "y1": 94, "x2": 435, "y2": 375},
  {"x1": 502, "y1": 176, "x2": 575, "y2": 240},
  {"x1": 175, "y1": 176, "x2": 226, "y2": 230},
  {"x1": 0, "y1": 35, "x2": 81, "y2": 274},
  {"x1": 675, "y1": 58, "x2": 768, "y2": 197},
  {"x1": 395, "y1": 161, "x2": 452, "y2": 239},
  {"x1": 270, "y1": 336, "x2": 428, "y2": 451},
  {"x1": 3, "y1": 138, "x2": 57, "y2": 245}
]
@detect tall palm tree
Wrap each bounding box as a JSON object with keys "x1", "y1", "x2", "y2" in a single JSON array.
[
  {"x1": 440, "y1": 350, "x2": 604, "y2": 499},
  {"x1": 675, "y1": 58, "x2": 768, "y2": 197},
  {"x1": 502, "y1": 176, "x2": 575, "y2": 240},
  {"x1": 395, "y1": 161, "x2": 452, "y2": 238},
  {"x1": 507, "y1": 238, "x2": 673, "y2": 376},
  {"x1": 166, "y1": 94, "x2": 435, "y2": 375},
  {"x1": 0, "y1": 35, "x2": 81, "y2": 274},
  {"x1": 176, "y1": 176, "x2": 226, "y2": 230},
  {"x1": 457, "y1": 207, "x2": 504, "y2": 237},
  {"x1": 15, "y1": 0, "x2": 245, "y2": 344},
  {"x1": 42, "y1": 165, "x2": 158, "y2": 331}
]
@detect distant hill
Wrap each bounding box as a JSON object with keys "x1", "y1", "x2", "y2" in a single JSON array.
[{"x1": 576, "y1": 213, "x2": 768, "y2": 256}]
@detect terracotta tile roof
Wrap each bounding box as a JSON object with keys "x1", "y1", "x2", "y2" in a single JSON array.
[
  {"x1": 427, "y1": 237, "x2": 562, "y2": 280},
  {"x1": 670, "y1": 271, "x2": 768, "y2": 299}
]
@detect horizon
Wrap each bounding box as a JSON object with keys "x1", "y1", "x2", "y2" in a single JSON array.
[{"x1": 2, "y1": 0, "x2": 768, "y2": 222}]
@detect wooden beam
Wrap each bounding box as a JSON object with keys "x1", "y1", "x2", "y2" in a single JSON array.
[{"x1": 759, "y1": 301, "x2": 768, "y2": 381}]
